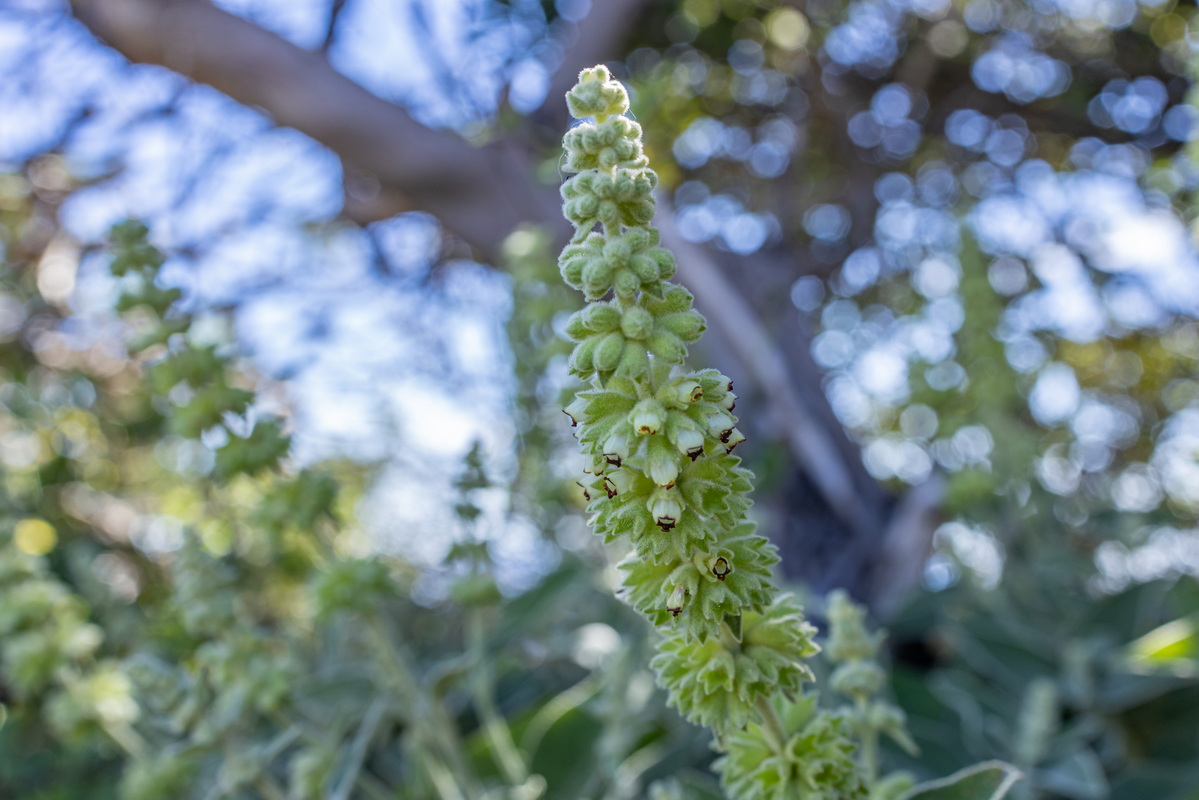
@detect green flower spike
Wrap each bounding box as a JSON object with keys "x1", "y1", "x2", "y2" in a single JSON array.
[{"x1": 556, "y1": 66, "x2": 825, "y2": 798}]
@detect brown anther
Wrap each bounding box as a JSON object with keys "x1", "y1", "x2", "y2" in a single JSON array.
[
  {"x1": 564, "y1": 410, "x2": 578, "y2": 427},
  {"x1": 686, "y1": 446, "x2": 704, "y2": 461},
  {"x1": 604, "y1": 453, "x2": 622, "y2": 468},
  {"x1": 576, "y1": 481, "x2": 590, "y2": 502},
  {"x1": 719, "y1": 429, "x2": 733, "y2": 444},
  {"x1": 712, "y1": 557, "x2": 731, "y2": 581},
  {"x1": 656, "y1": 516, "x2": 676, "y2": 532},
  {"x1": 727, "y1": 380, "x2": 734, "y2": 392},
  {"x1": 669, "y1": 606, "x2": 682, "y2": 617},
  {"x1": 689, "y1": 386, "x2": 703, "y2": 402},
  {"x1": 603, "y1": 477, "x2": 618, "y2": 499},
  {"x1": 725, "y1": 441, "x2": 741, "y2": 454},
  {"x1": 728, "y1": 398, "x2": 735, "y2": 411}
]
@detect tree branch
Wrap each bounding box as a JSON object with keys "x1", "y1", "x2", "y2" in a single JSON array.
[
  {"x1": 68, "y1": 0, "x2": 558, "y2": 260},
  {"x1": 65, "y1": 0, "x2": 937, "y2": 611}
]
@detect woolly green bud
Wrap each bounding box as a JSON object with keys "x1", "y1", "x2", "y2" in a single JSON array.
[
  {"x1": 568, "y1": 335, "x2": 598, "y2": 375},
  {"x1": 649, "y1": 330, "x2": 687, "y2": 363},
  {"x1": 583, "y1": 302, "x2": 622, "y2": 332},
  {"x1": 597, "y1": 198, "x2": 621, "y2": 229},
  {"x1": 593, "y1": 331, "x2": 625, "y2": 372},
  {"x1": 580, "y1": 257, "x2": 614, "y2": 297},
  {"x1": 657, "y1": 308, "x2": 707, "y2": 341},
  {"x1": 559, "y1": 228, "x2": 674, "y2": 301},
  {"x1": 565, "y1": 65, "x2": 630, "y2": 121},
  {"x1": 563, "y1": 117, "x2": 648, "y2": 172},
  {"x1": 620, "y1": 305, "x2": 654, "y2": 340},
  {"x1": 614, "y1": 341, "x2": 649, "y2": 378},
  {"x1": 614, "y1": 268, "x2": 641, "y2": 298},
  {"x1": 604, "y1": 232, "x2": 633, "y2": 265}
]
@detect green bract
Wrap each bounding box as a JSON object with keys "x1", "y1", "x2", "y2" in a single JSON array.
[
  {"x1": 714, "y1": 695, "x2": 868, "y2": 800},
  {"x1": 652, "y1": 595, "x2": 819, "y2": 735},
  {"x1": 558, "y1": 65, "x2": 822, "y2": 797}
]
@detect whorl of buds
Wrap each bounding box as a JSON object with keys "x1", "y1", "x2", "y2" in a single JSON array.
[
  {"x1": 564, "y1": 65, "x2": 629, "y2": 121},
  {"x1": 560, "y1": 228, "x2": 677, "y2": 302}
]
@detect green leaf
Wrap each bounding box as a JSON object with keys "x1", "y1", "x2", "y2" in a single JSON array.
[
  {"x1": 899, "y1": 762, "x2": 1022, "y2": 800},
  {"x1": 1038, "y1": 748, "x2": 1107, "y2": 800},
  {"x1": 1122, "y1": 613, "x2": 1199, "y2": 678}
]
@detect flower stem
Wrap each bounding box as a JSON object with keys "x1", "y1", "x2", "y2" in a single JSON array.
[{"x1": 755, "y1": 695, "x2": 788, "y2": 755}]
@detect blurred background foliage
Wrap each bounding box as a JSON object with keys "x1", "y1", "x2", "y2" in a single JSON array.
[{"x1": 1, "y1": 0, "x2": 1198, "y2": 798}]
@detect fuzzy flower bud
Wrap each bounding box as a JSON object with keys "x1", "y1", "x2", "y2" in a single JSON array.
[
  {"x1": 666, "y1": 583, "x2": 687, "y2": 617},
  {"x1": 704, "y1": 409, "x2": 736, "y2": 441},
  {"x1": 648, "y1": 487, "x2": 684, "y2": 532},
  {"x1": 593, "y1": 331, "x2": 625, "y2": 372},
  {"x1": 666, "y1": 413, "x2": 705, "y2": 460},
  {"x1": 602, "y1": 430, "x2": 631, "y2": 467},
  {"x1": 631, "y1": 399, "x2": 667, "y2": 435},
  {"x1": 563, "y1": 397, "x2": 588, "y2": 427},
  {"x1": 565, "y1": 65, "x2": 630, "y2": 121},
  {"x1": 659, "y1": 378, "x2": 703, "y2": 409},
  {"x1": 620, "y1": 305, "x2": 654, "y2": 340},
  {"x1": 646, "y1": 435, "x2": 681, "y2": 487}
]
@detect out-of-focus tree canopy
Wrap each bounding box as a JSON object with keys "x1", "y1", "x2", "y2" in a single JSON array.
[{"x1": 1, "y1": 0, "x2": 1198, "y2": 798}]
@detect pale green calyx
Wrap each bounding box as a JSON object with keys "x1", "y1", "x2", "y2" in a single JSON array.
[
  {"x1": 652, "y1": 595, "x2": 819, "y2": 735},
  {"x1": 556, "y1": 67, "x2": 826, "y2": 781},
  {"x1": 565, "y1": 65, "x2": 630, "y2": 121},
  {"x1": 714, "y1": 694, "x2": 869, "y2": 800}
]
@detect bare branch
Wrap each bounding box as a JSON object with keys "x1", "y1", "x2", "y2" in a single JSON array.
[{"x1": 68, "y1": 0, "x2": 558, "y2": 260}]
